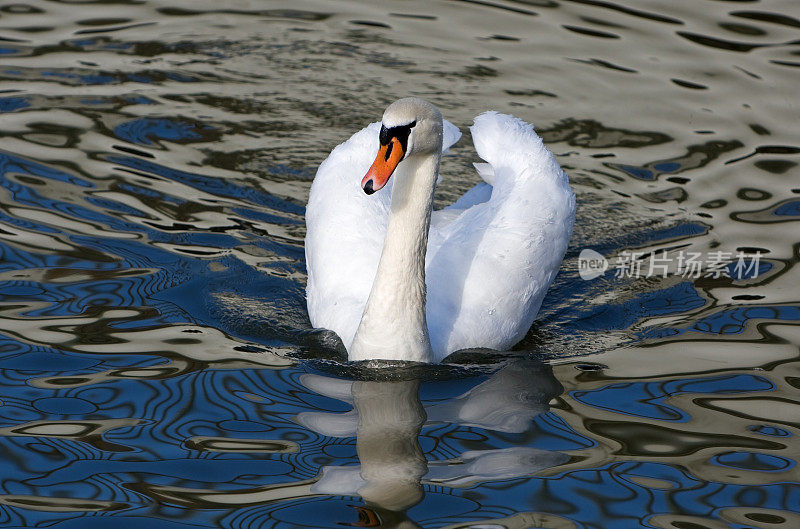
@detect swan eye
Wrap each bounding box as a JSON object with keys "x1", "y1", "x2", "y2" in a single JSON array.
[{"x1": 379, "y1": 121, "x2": 415, "y2": 154}]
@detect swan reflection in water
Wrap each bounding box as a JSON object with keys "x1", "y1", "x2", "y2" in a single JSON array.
[{"x1": 298, "y1": 359, "x2": 568, "y2": 528}]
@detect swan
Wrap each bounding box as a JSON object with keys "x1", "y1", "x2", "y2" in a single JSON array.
[{"x1": 305, "y1": 98, "x2": 575, "y2": 362}]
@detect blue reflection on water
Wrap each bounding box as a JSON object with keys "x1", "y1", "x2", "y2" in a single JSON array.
[
  {"x1": 0, "y1": 151, "x2": 93, "y2": 187},
  {"x1": 713, "y1": 451, "x2": 795, "y2": 472},
  {"x1": 114, "y1": 117, "x2": 211, "y2": 145},
  {"x1": 774, "y1": 199, "x2": 800, "y2": 217},
  {"x1": 749, "y1": 425, "x2": 792, "y2": 438},
  {"x1": 0, "y1": 97, "x2": 29, "y2": 112},
  {"x1": 41, "y1": 70, "x2": 116, "y2": 85},
  {"x1": 644, "y1": 304, "x2": 800, "y2": 340},
  {"x1": 574, "y1": 282, "x2": 705, "y2": 333},
  {"x1": 108, "y1": 155, "x2": 305, "y2": 215},
  {"x1": 572, "y1": 374, "x2": 773, "y2": 422}
]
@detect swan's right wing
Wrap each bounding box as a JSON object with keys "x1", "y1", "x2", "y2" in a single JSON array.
[{"x1": 427, "y1": 112, "x2": 576, "y2": 358}]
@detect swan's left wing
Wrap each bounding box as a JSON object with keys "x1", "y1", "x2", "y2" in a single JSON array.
[
  {"x1": 305, "y1": 120, "x2": 461, "y2": 349},
  {"x1": 427, "y1": 112, "x2": 575, "y2": 358}
]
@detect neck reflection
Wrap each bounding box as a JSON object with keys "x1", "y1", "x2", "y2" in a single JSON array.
[{"x1": 354, "y1": 379, "x2": 427, "y2": 513}]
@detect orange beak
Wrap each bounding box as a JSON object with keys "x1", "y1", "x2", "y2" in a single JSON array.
[{"x1": 361, "y1": 138, "x2": 404, "y2": 195}]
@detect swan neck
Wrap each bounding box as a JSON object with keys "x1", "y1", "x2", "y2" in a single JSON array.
[
  {"x1": 350, "y1": 152, "x2": 439, "y2": 362},
  {"x1": 387, "y1": 154, "x2": 438, "y2": 261}
]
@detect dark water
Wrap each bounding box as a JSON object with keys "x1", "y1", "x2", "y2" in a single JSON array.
[{"x1": 1, "y1": 1, "x2": 799, "y2": 528}]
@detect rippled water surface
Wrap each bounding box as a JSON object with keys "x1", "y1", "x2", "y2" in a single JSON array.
[{"x1": 1, "y1": 0, "x2": 799, "y2": 527}]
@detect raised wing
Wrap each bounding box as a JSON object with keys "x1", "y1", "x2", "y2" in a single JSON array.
[{"x1": 427, "y1": 112, "x2": 576, "y2": 358}]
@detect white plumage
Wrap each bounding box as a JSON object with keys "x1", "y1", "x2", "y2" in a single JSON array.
[{"x1": 305, "y1": 100, "x2": 575, "y2": 362}]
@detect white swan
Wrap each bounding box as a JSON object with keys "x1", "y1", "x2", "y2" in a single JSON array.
[{"x1": 305, "y1": 98, "x2": 575, "y2": 362}]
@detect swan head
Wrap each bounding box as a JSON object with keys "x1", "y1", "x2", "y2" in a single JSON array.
[{"x1": 362, "y1": 98, "x2": 443, "y2": 195}]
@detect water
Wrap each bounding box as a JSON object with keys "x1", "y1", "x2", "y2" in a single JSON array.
[{"x1": 0, "y1": 0, "x2": 799, "y2": 527}]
